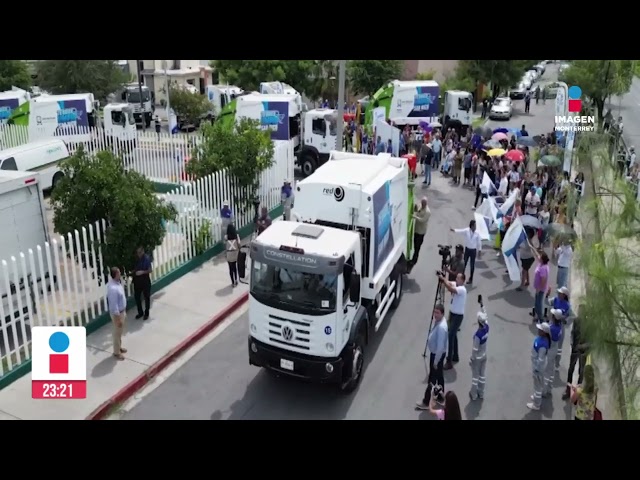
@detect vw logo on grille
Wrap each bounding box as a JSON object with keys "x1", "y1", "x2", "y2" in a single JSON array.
[{"x1": 281, "y1": 325, "x2": 294, "y2": 341}]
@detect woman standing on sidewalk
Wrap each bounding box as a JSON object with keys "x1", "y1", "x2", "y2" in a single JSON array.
[{"x1": 225, "y1": 224, "x2": 241, "y2": 287}]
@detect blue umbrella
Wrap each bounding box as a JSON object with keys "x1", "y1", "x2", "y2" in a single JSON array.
[{"x1": 493, "y1": 127, "x2": 508, "y2": 134}]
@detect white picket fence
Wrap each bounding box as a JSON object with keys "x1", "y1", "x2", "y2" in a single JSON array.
[
  {"x1": 0, "y1": 140, "x2": 294, "y2": 377},
  {"x1": 2, "y1": 124, "x2": 214, "y2": 185}
]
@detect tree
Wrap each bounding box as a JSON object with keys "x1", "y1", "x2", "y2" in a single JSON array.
[
  {"x1": 211, "y1": 60, "x2": 315, "y2": 93},
  {"x1": 347, "y1": 60, "x2": 403, "y2": 96},
  {"x1": 0, "y1": 60, "x2": 31, "y2": 91},
  {"x1": 458, "y1": 60, "x2": 535, "y2": 98},
  {"x1": 415, "y1": 70, "x2": 436, "y2": 80},
  {"x1": 51, "y1": 147, "x2": 177, "y2": 276},
  {"x1": 563, "y1": 60, "x2": 634, "y2": 128},
  {"x1": 168, "y1": 85, "x2": 211, "y2": 125},
  {"x1": 36, "y1": 60, "x2": 128, "y2": 102},
  {"x1": 186, "y1": 119, "x2": 274, "y2": 214},
  {"x1": 305, "y1": 60, "x2": 339, "y2": 103},
  {"x1": 575, "y1": 132, "x2": 640, "y2": 418}
]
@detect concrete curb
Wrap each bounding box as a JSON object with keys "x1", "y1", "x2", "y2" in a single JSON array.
[{"x1": 86, "y1": 291, "x2": 250, "y2": 420}]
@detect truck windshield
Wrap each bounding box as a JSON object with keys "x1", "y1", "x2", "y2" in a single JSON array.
[
  {"x1": 251, "y1": 260, "x2": 337, "y2": 315},
  {"x1": 127, "y1": 90, "x2": 151, "y2": 103}
]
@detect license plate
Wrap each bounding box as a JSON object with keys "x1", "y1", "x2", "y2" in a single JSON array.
[{"x1": 280, "y1": 359, "x2": 294, "y2": 371}]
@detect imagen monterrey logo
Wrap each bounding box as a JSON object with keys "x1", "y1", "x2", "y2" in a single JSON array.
[{"x1": 554, "y1": 86, "x2": 595, "y2": 132}]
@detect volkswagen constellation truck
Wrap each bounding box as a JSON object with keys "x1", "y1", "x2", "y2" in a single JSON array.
[{"x1": 248, "y1": 151, "x2": 413, "y2": 392}]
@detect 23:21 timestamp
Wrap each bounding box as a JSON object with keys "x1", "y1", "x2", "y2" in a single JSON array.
[{"x1": 32, "y1": 380, "x2": 87, "y2": 399}]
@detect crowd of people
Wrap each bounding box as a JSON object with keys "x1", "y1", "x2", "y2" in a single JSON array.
[{"x1": 410, "y1": 124, "x2": 599, "y2": 420}]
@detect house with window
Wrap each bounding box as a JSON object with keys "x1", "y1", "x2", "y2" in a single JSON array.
[{"x1": 127, "y1": 60, "x2": 213, "y2": 105}]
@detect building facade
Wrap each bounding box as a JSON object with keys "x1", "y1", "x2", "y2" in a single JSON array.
[
  {"x1": 402, "y1": 60, "x2": 460, "y2": 83},
  {"x1": 127, "y1": 60, "x2": 213, "y2": 105}
]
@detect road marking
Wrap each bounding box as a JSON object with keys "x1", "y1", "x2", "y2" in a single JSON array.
[{"x1": 106, "y1": 303, "x2": 248, "y2": 419}]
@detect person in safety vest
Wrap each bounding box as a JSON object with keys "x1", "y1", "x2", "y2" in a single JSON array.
[
  {"x1": 542, "y1": 309, "x2": 564, "y2": 397},
  {"x1": 469, "y1": 306, "x2": 489, "y2": 401},
  {"x1": 527, "y1": 322, "x2": 551, "y2": 411}
]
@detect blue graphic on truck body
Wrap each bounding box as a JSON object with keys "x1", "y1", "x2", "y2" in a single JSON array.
[{"x1": 373, "y1": 181, "x2": 394, "y2": 273}]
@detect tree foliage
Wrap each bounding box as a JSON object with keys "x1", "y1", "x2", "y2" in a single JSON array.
[
  {"x1": 347, "y1": 60, "x2": 403, "y2": 96},
  {"x1": 415, "y1": 70, "x2": 436, "y2": 80},
  {"x1": 168, "y1": 85, "x2": 211, "y2": 125},
  {"x1": 563, "y1": 61, "x2": 634, "y2": 127},
  {"x1": 211, "y1": 60, "x2": 315, "y2": 93},
  {"x1": 458, "y1": 60, "x2": 538, "y2": 97},
  {"x1": 0, "y1": 60, "x2": 31, "y2": 91},
  {"x1": 36, "y1": 60, "x2": 128, "y2": 102},
  {"x1": 186, "y1": 119, "x2": 275, "y2": 214},
  {"x1": 51, "y1": 147, "x2": 177, "y2": 275},
  {"x1": 305, "y1": 60, "x2": 339, "y2": 103},
  {"x1": 575, "y1": 132, "x2": 640, "y2": 418}
]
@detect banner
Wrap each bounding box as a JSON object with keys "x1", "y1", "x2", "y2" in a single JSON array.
[
  {"x1": 498, "y1": 188, "x2": 520, "y2": 218},
  {"x1": 501, "y1": 216, "x2": 526, "y2": 282},
  {"x1": 481, "y1": 172, "x2": 496, "y2": 195},
  {"x1": 474, "y1": 212, "x2": 491, "y2": 241},
  {"x1": 476, "y1": 196, "x2": 499, "y2": 228}
]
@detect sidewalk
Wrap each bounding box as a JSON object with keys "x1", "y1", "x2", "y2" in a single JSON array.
[{"x1": 0, "y1": 249, "x2": 249, "y2": 420}]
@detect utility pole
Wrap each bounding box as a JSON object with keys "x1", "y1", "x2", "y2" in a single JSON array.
[
  {"x1": 136, "y1": 59, "x2": 146, "y2": 131},
  {"x1": 336, "y1": 60, "x2": 347, "y2": 151}
]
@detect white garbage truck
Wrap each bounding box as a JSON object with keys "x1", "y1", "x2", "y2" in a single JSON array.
[{"x1": 247, "y1": 151, "x2": 413, "y2": 392}]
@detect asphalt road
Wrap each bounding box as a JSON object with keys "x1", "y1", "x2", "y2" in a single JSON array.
[
  {"x1": 121, "y1": 118, "x2": 574, "y2": 420},
  {"x1": 485, "y1": 64, "x2": 559, "y2": 136}
]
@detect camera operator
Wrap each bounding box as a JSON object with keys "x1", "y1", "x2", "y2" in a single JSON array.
[
  {"x1": 446, "y1": 245, "x2": 465, "y2": 284},
  {"x1": 415, "y1": 304, "x2": 448, "y2": 411},
  {"x1": 437, "y1": 271, "x2": 467, "y2": 370},
  {"x1": 450, "y1": 220, "x2": 482, "y2": 285}
]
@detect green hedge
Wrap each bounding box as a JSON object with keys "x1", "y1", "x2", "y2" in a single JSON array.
[{"x1": 0, "y1": 204, "x2": 283, "y2": 390}]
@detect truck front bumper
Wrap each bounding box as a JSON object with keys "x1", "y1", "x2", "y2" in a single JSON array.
[{"x1": 248, "y1": 336, "x2": 343, "y2": 383}]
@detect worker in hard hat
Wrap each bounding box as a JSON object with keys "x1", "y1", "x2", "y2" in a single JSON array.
[
  {"x1": 528, "y1": 322, "x2": 551, "y2": 411},
  {"x1": 542, "y1": 309, "x2": 564, "y2": 398},
  {"x1": 469, "y1": 307, "x2": 489, "y2": 401},
  {"x1": 281, "y1": 179, "x2": 293, "y2": 221}
]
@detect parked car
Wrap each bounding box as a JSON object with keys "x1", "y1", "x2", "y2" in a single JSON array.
[
  {"x1": 521, "y1": 76, "x2": 533, "y2": 90},
  {"x1": 489, "y1": 97, "x2": 513, "y2": 120},
  {"x1": 509, "y1": 83, "x2": 527, "y2": 100},
  {"x1": 526, "y1": 69, "x2": 539, "y2": 82},
  {"x1": 543, "y1": 82, "x2": 561, "y2": 99},
  {"x1": 534, "y1": 63, "x2": 546, "y2": 75}
]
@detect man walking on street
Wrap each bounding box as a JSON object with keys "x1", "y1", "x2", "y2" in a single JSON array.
[
  {"x1": 524, "y1": 91, "x2": 531, "y2": 113},
  {"x1": 133, "y1": 246, "x2": 152, "y2": 320},
  {"x1": 107, "y1": 267, "x2": 127, "y2": 360},
  {"x1": 451, "y1": 220, "x2": 482, "y2": 284},
  {"x1": 437, "y1": 271, "x2": 468, "y2": 370},
  {"x1": 416, "y1": 304, "x2": 448, "y2": 410},
  {"x1": 562, "y1": 308, "x2": 589, "y2": 400},
  {"x1": 410, "y1": 196, "x2": 431, "y2": 267},
  {"x1": 420, "y1": 142, "x2": 433, "y2": 186}
]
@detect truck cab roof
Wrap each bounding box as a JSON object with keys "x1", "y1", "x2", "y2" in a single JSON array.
[
  {"x1": 255, "y1": 221, "x2": 358, "y2": 258},
  {"x1": 237, "y1": 93, "x2": 299, "y2": 104}
]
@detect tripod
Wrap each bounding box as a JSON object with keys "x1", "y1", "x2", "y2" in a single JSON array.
[{"x1": 422, "y1": 250, "x2": 450, "y2": 358}]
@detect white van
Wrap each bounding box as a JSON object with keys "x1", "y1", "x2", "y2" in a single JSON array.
[{"x1": 0, "y1": 139, "x2": 70, "y2": 191}]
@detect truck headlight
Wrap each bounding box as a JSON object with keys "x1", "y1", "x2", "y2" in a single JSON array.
[
  {"x1": 250, "y1": 323, "x2": 257, "y2": 333},
  {"x1": 326, "y1": 342, "x2": 334, "y2": 352}
]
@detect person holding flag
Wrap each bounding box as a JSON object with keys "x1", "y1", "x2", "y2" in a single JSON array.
[{"x1": 469, "y1": 301, "x2": 489, "y2": 401}]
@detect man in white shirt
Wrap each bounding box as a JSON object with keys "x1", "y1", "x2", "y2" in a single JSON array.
[
  {"x1": 416, "y1": 303, "x2": 449, "y2": 410},
  {"x1": 437, "y1": 271, "x2": 468, "y2": 370},
  {"x1": 555, "y1": 242, "x2": 573, "y2": 288},
  {"x1": 451, "y1": 220, "x2": 482, "y2": 284},
  {"x1": 524, "y1": 186, "x2": 541, "y2": 215}
]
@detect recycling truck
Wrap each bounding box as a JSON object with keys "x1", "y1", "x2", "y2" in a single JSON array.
[
  {"x1": 205, "y1": 84, "x2": 244, "y2": 118},
  {"x1": 364, "y1": 80, "x2": 473, "y2": 132},
  {"x1": 0, "y1": 89, "x2": 30, "y2": 125},
  {"x1": 247, "y1": 151, "x2": 414, "y2": 392},
  {"x1": 112, "y1": 83, "x2": 154, "y2": 127},
  {"x1": 7, "y1": 95, "x2": 137, "y2": 147},
  {"x1": 217, "y1": 92, "x2": 337, "y2": 176}
]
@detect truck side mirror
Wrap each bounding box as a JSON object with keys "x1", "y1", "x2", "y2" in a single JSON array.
[{"x1": 349, "y1": 274, "x2": 361, "y2": 303}]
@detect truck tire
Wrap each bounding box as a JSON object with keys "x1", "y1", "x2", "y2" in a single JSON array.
[
  {"x1": 391, "y1": 273, "x2": 403, "y2": 309},
  {"x1": 300, "y1": 153, "x2": 317, "y2": 177},
  {"x1": 340, "y1": 328, "x2": 365, "y2": 394},
  {"x1": 52, "y1": 172, "x2": 64, "y2": 191}
]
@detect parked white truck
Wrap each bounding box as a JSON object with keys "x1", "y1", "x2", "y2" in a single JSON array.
[
  {"x1": 0, "y1": 170, "x2": 53, "y2": 326},
  {"x1": 112, "y1": 83, "x2": 154, "y2": 127},
  {"x1": 218, "y1": 92, "x2": 337, "y2": 177},
  {"x1": 248, "y1": 151, "x2": 412, "y2": 392}
]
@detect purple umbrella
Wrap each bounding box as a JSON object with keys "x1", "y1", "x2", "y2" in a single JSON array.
[
  {"x1": 424, "y1": 126, "x2": 433, "y2": 133},
  {"x1": 419, "y1": 121, "x2": 430, "y2": 130},
  {"x1": 493, "y1": 127, "x2": 509, "y2": 134}
]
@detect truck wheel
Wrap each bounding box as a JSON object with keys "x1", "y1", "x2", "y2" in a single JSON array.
[
  {"x1": 340, "y1": 329, "x2": 365, "y2": 394},
  {"x1": 391, "y1": 273, "x2": 403, "y2": 309},
  {"x1": 301, "y1": 153, "x2": 317, "y2": 177},
  {"x1": 52, "y1": 172, "x2": 64, "y2": 190}
]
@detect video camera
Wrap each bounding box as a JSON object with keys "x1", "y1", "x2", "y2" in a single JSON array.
[{"x1": 437, "y1": 244, "x2": 451, "y2": 260}]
